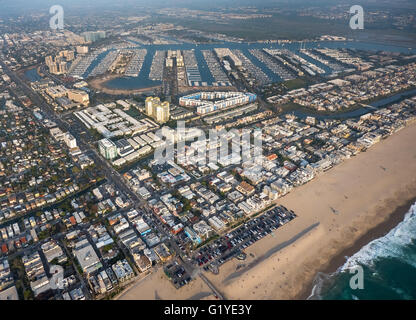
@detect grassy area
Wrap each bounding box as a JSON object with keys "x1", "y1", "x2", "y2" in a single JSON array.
[
  {"x1": 263, "y1": 77, "x2": 313, "y2": 99},
  {"x1": 9, "y1": 257, "x2": 34, "y2": 300},
  {"x1": 278, "y1": 101, "x2": 362, "y2": 116},
  {"x1": 283, "y1": 78, "x2": 310, "y2": 91},
  {"x1": 278, "y1": 102, "x2": 304, "y2": 113},
  {"x1": 228, "y1": 217, "x2": 250, "y2": 231},
  {"x1": 153, "y1": 14, "x2": 350, "y2": 41},
  {"x1": 73, "y1": 258, "x2": 84, "y2": 275}
]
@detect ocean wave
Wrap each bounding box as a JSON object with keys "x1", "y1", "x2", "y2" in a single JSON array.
[
  {"x1": 307, "y1": 271, "x2": 339, "y2": 300},
  {"x1": 308, "y1": 201, "x2": 416, "y2": 300},
  {"x1": 391, "y1": 287, "x2": 413, "y2": 300},
  {"x1": 340, "y1": 201, "x2": 416, "y2": 271}
]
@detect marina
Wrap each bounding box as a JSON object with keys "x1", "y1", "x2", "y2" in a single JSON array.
[
  {"x1": 232, "y1": 49, "x2": 271, "y2": 85},
  {"x1": 89, "y1": 51, "x2": 119, "y2": 78},
  {"x1": 83, "y1": 41, "x2": 416, "y2": 91},
  {"x1": 4, "y1": 0, "x2": 416, "y2": 304},
  {"x1": 300, "y1": 49, "x2": 347, "y2": 74},
  {"x1": 201, "y1": 50, "x2": 232, "y2": 86},
  {"x1": 68, "y1": 52, "x2": 100, "y2": 79},
  {"x1": 288, "y1": 50, "x2": 326, "y2": 76},
  {"x1": 263, "y1": 49, "x2": 304, "y2": 77},
  {"x1": 148, "y1": 50, "x2": 165, "y2": 81},
  {"x1": 125, "y1": 49, "x2": 147, "y2": 77},
  {"x1": 183, "y1": 50, "x2": 202, "y2": 86},
  {"x1": 249, "y1": 49, "x2": 296, "y2": 81}
]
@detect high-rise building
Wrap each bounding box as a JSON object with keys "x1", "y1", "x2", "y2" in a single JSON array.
[
  {"x1": 45, "y1": 53, "x2": 71, "y2": 75},
  {"x1": 59, "y1": 50, "x2": 75, "y2": 61},
  {"x1": 98, "y1": 138, "x2": 117, "y2": 160},
  {"x1": 82, "y1": 31, "x2": 106, "y2": 43},
  {"x1": 45, "y1": 56, "x2": 54, "y2": 66},
  {"x1": 145, "y1": 97, "x2": 170, "y2": 123},
  {"x1": 49, "y1": 63, "x2": 59, "y2": 74},
  {"x1": 145, "y1": 97, "x2": 159, "y2": 118},
  {"x1": 58, "y1": 61, "x2": 67, "y2": 74},
  {"x1": 155, "y1": 102, "x2": 170, "y2": 124}
]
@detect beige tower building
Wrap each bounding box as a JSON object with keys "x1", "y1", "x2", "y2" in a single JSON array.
[
  {"x1": 49, "y1": 63, "x2": 59, "y2": 74},
  {"x1": 45, "y1": 56, "x2": 54, "y2": 66},
  {"x1": 145, "y1": 97, "x2": 170, "y2": 123},
  {"x1": 58, "y1": 61, "x2": 68, "y2": 74},
  {"x1": 155, "y1": 101, "x2": 170, "y2": 124},
  {"x1": 145, "y1": 97, "x2": 159, "y2": 118}
]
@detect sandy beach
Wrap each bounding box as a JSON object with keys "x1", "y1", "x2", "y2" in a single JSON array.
[
  {"x1": 203, "y1": 122, "x2": 416, "y2": 300},
  {"x1": 115, "y1": 267, "x2": 215, "y2": 300},
  {"x1": 116, "y1": 122, "x2": 416, "y2": 300}
]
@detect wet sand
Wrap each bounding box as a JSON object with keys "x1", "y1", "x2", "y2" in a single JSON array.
[{"x1": 298, "y1": 194, "x2": 416, "y2": 299}]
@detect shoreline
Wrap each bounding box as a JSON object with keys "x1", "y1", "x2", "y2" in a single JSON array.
[
  {"x1": 114, "y1": 122, "x2": 416, "y2": 301},
  {"x1": 203, "y1": 122, "x2": 416, "y2": 300},
  {"x1": 298, "y1": 195, "x2": 416, "y2": 300}
]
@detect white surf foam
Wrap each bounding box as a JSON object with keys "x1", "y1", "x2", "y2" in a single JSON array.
[
  {"x1": 341, "y1": 202, "x2": 416, "y2": 271},
  {"x1": 307, "y1": 201, "x2": 416, "y2": 300}
]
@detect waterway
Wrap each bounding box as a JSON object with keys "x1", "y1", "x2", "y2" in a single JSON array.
[
  {"x1": 90, "y1": 40, "x2": 416, "y2": 90},
  {"x1": 285, "y1": 88, "x2": 416, "y2": 121},
  {"x1": 23, "y1": 40, "x2": 416, "y2": 99}
]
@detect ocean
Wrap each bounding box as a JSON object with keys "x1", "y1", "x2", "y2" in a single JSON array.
[{"x1": 308, "y1": 201, "x2": 416, "y2": 300}]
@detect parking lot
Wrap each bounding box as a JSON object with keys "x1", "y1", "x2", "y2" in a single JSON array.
[
  {"x1": 194, "y1": 205, "x2": 296, "y2": 269},
  {"x1": 164, "y1": 260, "x2": 192, "y2": 289}
]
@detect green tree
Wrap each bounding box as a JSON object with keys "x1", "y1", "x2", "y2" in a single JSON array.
[{"x1": 23, "y1": 289, "x2": 34, "y2": 300}]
